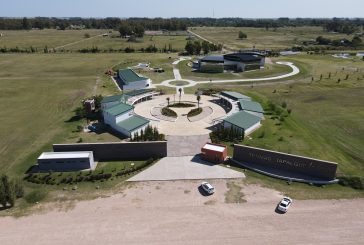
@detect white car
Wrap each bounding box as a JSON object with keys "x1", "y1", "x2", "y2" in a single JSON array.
[
  {"x1": 201, "y1": 182, "x2": 215, "y2": 195},
  {"x1": 277, "y1": 197, "x2": 293, "y2": 213}
]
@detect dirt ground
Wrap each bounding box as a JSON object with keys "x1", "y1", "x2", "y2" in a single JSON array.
[{"x1": 1, "y1": 180, "x2": 363, "y2": 245}]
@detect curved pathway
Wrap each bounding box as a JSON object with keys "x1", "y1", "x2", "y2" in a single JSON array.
[{"x1": 157, "y1": 61, "x2": 300, "y2": 89}]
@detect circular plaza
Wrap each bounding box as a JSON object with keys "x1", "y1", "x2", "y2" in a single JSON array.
[{"x1": 134, "y1": 94, "x2": 228, "y2": 136}]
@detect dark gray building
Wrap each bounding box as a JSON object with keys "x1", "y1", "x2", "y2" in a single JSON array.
[{"x1": 193, "y1": 52, "x2": 265, "y2": 73}]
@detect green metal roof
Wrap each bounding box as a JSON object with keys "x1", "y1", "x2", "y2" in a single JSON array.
[
  {"x1": 117, "y1": 115, "x2": 149, "y2": 132},
  {"x1": 224, "y1": 111, "x2": 261, "y2": 130},
  {"x1": 118, "y1": 69, "x2": 147, "y2": 85},
  {"x1": 101, "y1": 94, "x2": 129, "y2": 104},
  {"x1": 239, "y1": 100, "x2": 264, "y2": 113},
  {"x1": 220, "y1": 91, "x2": 251, "y2": 101},
  {"x1": 104, "y1": 103, "x2": 134, "y2": 116}
]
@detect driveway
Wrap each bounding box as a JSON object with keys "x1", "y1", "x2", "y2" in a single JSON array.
[
  {"x1": 167, "y1": 135, "x2": 210, "y2": 157},
  {"x1": 128, "y1": 156, "x2": 245, "y2": 181}
]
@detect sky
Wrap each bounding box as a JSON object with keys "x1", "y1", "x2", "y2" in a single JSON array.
[{"x1": 1, "y1": 0, "x2": 364, "y2": 18}]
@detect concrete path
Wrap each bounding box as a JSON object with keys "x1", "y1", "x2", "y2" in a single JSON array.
[
  {"x1": 167, "y1": 135, "x2": 211, "y2": 157},
  {"x1": 157, "y1": 62, "x2": 300, "y2": 89},
  {"x1": 128, "y1": 156, "x2": 245, "y2": 181}
]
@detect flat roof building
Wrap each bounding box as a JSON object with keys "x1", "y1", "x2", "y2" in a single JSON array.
[{"x1": 37, "y1": 151, "x2": 96, "y2": 172}]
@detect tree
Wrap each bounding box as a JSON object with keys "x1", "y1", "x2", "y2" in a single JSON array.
[
  {"x1": 134, "y1": 25, "x2": 145, "y2": 38},
  {"x1": 194, "y1": 41, "x2": 201, "y2": 55},
  {"x1": 352, "y1": 36, "x2": 362, "y2": 47},
  {"x1": 0, "y1": 180, "x2": 6, "y2": 207},
  {"x1": 185, "y1": 41, "x2": 195, "y2": 55},
  {"x1": 119, "y1": 22, "x2": 132, "y2": 37},
  {"x1": 202, "y1": 41, "x2": 210, "y2": 54},
  {"x1": 178, "y1": 88, "x2": 182, "y2": 103},
  {"x1": 22, "y1": 17, "x2": 30, "y2": 30},
  {"x1": 166, "y1": 97, "x2": 170, "y2": 107},
  {"x1": 238, "y1": 31, "x2": 247, "y2": 39},
  {"x1": 197, "y1": 95, "x2": 201, "y2": 108}
]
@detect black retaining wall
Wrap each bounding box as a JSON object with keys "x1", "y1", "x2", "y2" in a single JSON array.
[
  {"x1": 233, "y1": 145, "x2": 337, "y2": 180},
  {"x1": 53, "y1": 142, "x2": 167, "y2": 161}
]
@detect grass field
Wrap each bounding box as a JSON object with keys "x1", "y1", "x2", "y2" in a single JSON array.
[
  {"x1": 0, "y1": 29, "x2": 106, "y2": 50},
  {"x1": 191, "y1": 26, "x2": 357, "y2": 50},
  {"x1": 0, "y1": 29, "x2": 188, "y2": 51},
  {"x1": 0, "y1": 52, "x2": 176, "y2": 178}
]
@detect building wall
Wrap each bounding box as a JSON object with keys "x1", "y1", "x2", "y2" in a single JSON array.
[
  {"x1": 103, "y1": 109, "x2": 133, "y2": 128},
  {"x1": 124, "y1": 79, "x2": 151, "y2": 91},
  {"x1": 233, "y1": 144, "x2": 338, "y2": 180},
  {"x1": 53, "y1": 142, "x2": 167, "y2": 161},
  {"x1": 223, "y1": 121, "x2": 261, "y2": 136},
  {"x1": 38, "y1": 155, "x2": 95, "y2": 172}
]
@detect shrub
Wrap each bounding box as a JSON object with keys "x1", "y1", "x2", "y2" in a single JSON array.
[
  {"x1": 24, "y1": 190, "x2": 47, "y2": 204},
  {"x1": 161, "y1": 107, "x2": 177, "y2": 118},
  {"x1": 168, "y1": 103, "x2": 195, "y2": 108},
  {"x1": 187, "y1": 108, "x2": 202, "y2": 117},
  {"x1": 338, "y1": 176, "x2": 364, "y2": 190}
]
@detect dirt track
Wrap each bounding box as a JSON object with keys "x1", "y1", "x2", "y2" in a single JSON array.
[{"x1": 0, "y1": 180, "x2": 363, "y2": 245}]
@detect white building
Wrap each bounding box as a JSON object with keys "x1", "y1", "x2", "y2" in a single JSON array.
[
  {"x1": 102, "y1": 102, "x2": 150, "y2": 138},
  {"x1": 37, "y1": 151, "x2": 96, "y2": 172},
  {"x1": 117, "y1": 69, "x2": 152, "y2": 91}
]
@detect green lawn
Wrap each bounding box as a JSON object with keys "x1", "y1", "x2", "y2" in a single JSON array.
[
  {"x1": 0, "y1": 29, "x2": 188, "y2": 52},
  {"x1": 190, "y1": 26, "x2": 358, "y2": 50},
  {"x1": 0, "y1": 52, "x2": 175, "y2": 178},
  {"x1": 0, "y1": 29, "x2": 107, "y2": 50}
]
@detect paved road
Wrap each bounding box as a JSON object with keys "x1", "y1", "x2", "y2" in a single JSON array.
[{"x1": 128, "y1": 156, "x2": 245, "y2": 181}]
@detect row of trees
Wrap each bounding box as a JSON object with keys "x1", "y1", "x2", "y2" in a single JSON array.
[
  {"x1": 119, "y1": 21, "x2": 145, "y2": 38},
  {"x1": 185, "y1": 40, "x2": 222, "y2": 55},
  {"x1": 210, "y1": 125, "x2": 245, "y2": 144},
  {"x1": 0, "y1": 175, "x2": 24, "y2": 208},
  {"x1": 130, "y1": 125, "x2": 165, "y2": 142},
  {"x1": 316, "y1": 36, "x2": 362, "y2": 47},
  {"x1": 2, "y1": 17, "x2": 362, "y2": 32}
]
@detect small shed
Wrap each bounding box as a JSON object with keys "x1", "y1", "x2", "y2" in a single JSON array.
[{"x1": 201, "y1": 143, "x2": 228, "y2": 164}]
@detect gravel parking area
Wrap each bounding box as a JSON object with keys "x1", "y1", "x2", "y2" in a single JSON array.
[{"x1": 1, "y1": 180, "x2": 363, "y2": 245}]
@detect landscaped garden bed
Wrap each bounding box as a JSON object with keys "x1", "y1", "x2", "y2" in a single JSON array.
[
  {"x1": 24, "y1": 158, "x2": 156, "y2": 186},
  {"x1": 161, "y1": 107, "x2": 178, "y2": 118},
  {"x1": 168, "y1": 102, "x2": 195, "y2": 108},
  {"x1": 187, "y1": 108, "x2": 203, "y2": 118}
]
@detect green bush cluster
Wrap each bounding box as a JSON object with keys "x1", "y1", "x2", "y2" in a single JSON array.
[
  {"x1": 188, "y1": 108, "x2": 203, "y2": 117},
  {"x1": 169, "y1": 103, "x2": 195, "y2": 108},
  {"x1": 116, "y1": 158, "x2": 154, "y2": 177},
  {"x1": 210, "y1": 125, "x2": 245, "y2": 144},
  {"x1": 131, "y1": 125, "x2": 165, "y2": 142},
  {"x1": 161, "y1": 107, "x2": 177, "y2": 118},
  {"x1": 338, "y1": 176, "x2": 364, "y2": 190}
]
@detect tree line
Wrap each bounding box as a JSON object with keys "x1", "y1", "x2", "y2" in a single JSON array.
[
  {"x1": 0, "y1": 175, "x2": 24, "y2": 209},
  {"x1": 0, "y1": 17, "x2": 363, "y2": 35},
  {"x1": 185, "y1": 40, "x2": 222, "y2": 55}
]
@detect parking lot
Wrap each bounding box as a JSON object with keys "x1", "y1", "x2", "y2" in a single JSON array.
[{"x1": 1, "y1": 180, "x2": 363, "y2": 245}]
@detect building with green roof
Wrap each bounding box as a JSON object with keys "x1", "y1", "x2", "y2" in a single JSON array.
[
  {"x1": 220, "y1": 91, "x2": 252, "y2": 101},
  {"x1": 117, "y1": 69, "x2": 152, "y2": 91},
  {"x1": 116, "y1": 115, "x2": 150, "y2": 137},
  {"x1": 223, "y1": 111, "x2": 262, "y2": 135},
  {"x1": 102, "y1": 101, "x2": 150, "y2": 138},
  {"x1": 238, "y1": 99, "x2": 264, "y2": 119}
]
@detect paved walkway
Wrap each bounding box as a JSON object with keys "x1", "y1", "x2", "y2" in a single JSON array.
[
  {"x1": 128, "y1": 156, "x2": 245, "y2": 181},
  {"x1": 158, "y1": 62, "x2": 300, "y2": 89},
  {"x1": 167, "y1": 135, "x2": 211, "y2": 157}
]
